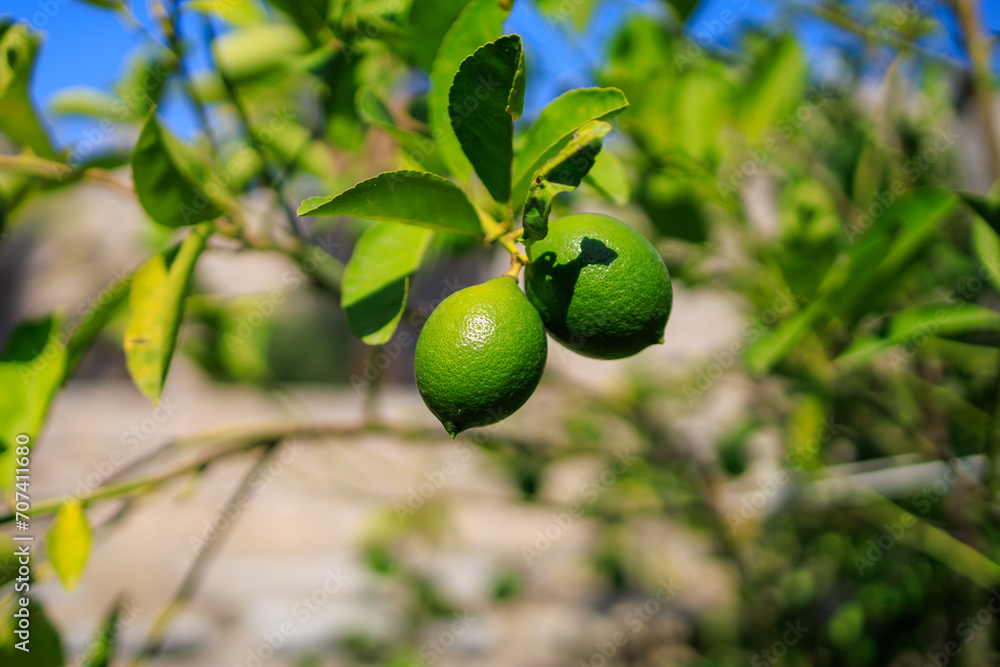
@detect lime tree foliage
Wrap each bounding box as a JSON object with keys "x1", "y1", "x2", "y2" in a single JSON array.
[{"x1": 0, "y1": 0, "x2": 1000, "y2": 665}]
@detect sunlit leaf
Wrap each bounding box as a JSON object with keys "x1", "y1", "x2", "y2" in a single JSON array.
[
  {"x1": 409, "y1": 0, "x2": 472, "y2": 71},
  {"x1": 522, "y1": 120, "x2": 611, "y2": 241},
  {"x1": 131, "y1": 112, "x2": 227, "y2": 227},
  {"x1": 512, "y1": 87, "x2": 628, "y2": 208},
  {"x1": 0, "y1": 315, "x2": 67, "y2": 495},
  {"x1": 429, "y1": 0, "x2": 510, "y2": 183},
  {"x1": 46, "y1": 500, "x2": 92, "y2": 591},
  {"x1": 124, "y1": 225, "x2": 211, "y2": 404},
  {"x1": 298, "y1": 170, "x2": 484, "y2": 237},
  {"x1": 342, "y1": 222, "x2": 433, "y2": 344},
  {"x1": 448, "y1": 34, "x2": 525, "y2": 202},
  {"x1": 0, "y1": 21, "x2": 56, "y2": 158}
]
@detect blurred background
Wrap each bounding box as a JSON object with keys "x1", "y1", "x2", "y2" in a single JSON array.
[{"x1": 3, "y1": 0, "x2": 1000, "y2": 665}]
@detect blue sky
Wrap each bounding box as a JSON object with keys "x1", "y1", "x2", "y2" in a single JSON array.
[{"x1": 3, "y1": 0, "x2": 999, "y2": 149}]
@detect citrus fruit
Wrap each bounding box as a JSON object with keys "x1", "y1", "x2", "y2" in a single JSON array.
[
  {"x1": 524, "y1": 213, "x2": 672, "y2": 359},
  {"x1": 415, "y1": 276, "x2": 547, "y2": 437}
]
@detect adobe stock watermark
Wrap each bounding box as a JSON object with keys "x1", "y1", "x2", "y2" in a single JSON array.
[
  {"x1": 854, "y1": 459, "x2": 975, "y2": 576},
  {"x1": 882, "y1": 256, "x2": 1000, "y2": 370},
  {"x1": 848, "y1": 124, "x2": 960, "y2": 242},
  {"x1": 17, "y1": 269, "x2": 132, "y2": 384},
  {"x1": 178, "y1": 107, "x2": 298, "y2": 224},
  {"x1": 62, "y1": 397, "x2": 181, "y2": 503},
  {"x1": 683, "y1": 289, "x2": 799, "y2": 403},
  {"x1": 413, "y1": 611, "x2": 477, "y2": 667},
  {"x1": 521, "y1": 450, "x2": 638, "y2": 566},
  {"x1": 726, "y1": 417, "x2": 842, "y2": 529},
  {"x1": 65, "y1": 62, "x2": 171, "y2": 170},
  {"x1": 876, "y1": 0, "x2": 933, "y2": 39},
  {"x1": 237, "y1": 567, "x2": 350, "y2": 667},
  {"x1": 923, "y1": 590, "x2": 1000, "y2": 667},
  {"x1": 750, "y1": 620, "x2": 810, "y2": 666},
  {"x1": 578, "y1": 577, "x2": 683, "y2": 667},
  {"x1": 224, "y1": 232, "x2": 342, "y2": 350},
  {"x1": 393, "y1": 442, "x2": 474, "y2": 522},
  {"x1": 189, "y1": 439, "x2": 304, "y2": 554},
  {"x1": 716, "y1": 85, "x2": 836, "y2": 198}
]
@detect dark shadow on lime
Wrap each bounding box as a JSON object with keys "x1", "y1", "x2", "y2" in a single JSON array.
[{"x1": 529, "y1": 237, "x2": 618, "y2": 329}]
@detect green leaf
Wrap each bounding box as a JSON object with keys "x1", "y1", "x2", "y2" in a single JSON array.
[
  {"x1": 47, "y1": 500, "x2": 92, "y2": 591},
  {"x1": 0, "y1": 598, "x2": 64, "y2": 666},
  {"x1": 0, "y1": 315, "x2": 67, "y2": 495},
  {"x1": 959, "y1": 190, "x2": 1000, "y2": 234},
  {"x1": 342, "y1": 222, "x2": 433, "y2": 344},
  {"x1": 448, "y1": 34, "x2": 525, "y2": 202},
  {"x1": 0, "y1": 21, "x2": 56, "y2": 158},
  {"x1": 298, "y1": 170, "x2": 484, "y2": 237},
  {"x1": 131, "y1": 112, "x2": 227, "y2": 228},
  {"x1": 512, "y1": 87, "x2": 629, "y2": 209},
  {"x1": 973, "y1": 219, "x2": 1000, "y2": 294},
  {"x1": 124, "y1": 224, "x2": 211, "y2": 404},
  {"x1": 80, "y1": 598, "x2": 124, "y2": 667},
  {"x1": 522, "y1": 120, "x2": 611, "y2": 241},
  {"x1": 888, "y1": 303, "x2": 1000, "y2": 346},
  {"x1": 739, "y1": 35, "x2": 806, "y2": 142},
  {"x1": 583, "y1": 149, "x2": 629, "y2": 204},
  {"x1": 409, "y1": 0, "x2": 472, "y2": 72},
  {"x1": 744, "y1": 305, "x2": 816, "y2": 374},
  {"x1": 429, "y1": 0, "x2": 510, "y2": 182}
]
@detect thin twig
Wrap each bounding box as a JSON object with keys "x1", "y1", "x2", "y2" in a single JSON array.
[{"x1": 129, "y1": 443, "x2": 279, "y2": 665}]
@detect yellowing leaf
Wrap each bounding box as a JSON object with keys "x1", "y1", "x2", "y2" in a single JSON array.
[
  {"x1": 124, "y1": 225, "x2": 211, "y2": 404},
  {"x1": 47, "y1": 501, "x2": 92, "y2": 591}
]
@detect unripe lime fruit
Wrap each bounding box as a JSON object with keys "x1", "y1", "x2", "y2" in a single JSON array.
[
  {"x1": 524, "y1": 213, "x2": 672, "y2": 359},
  {"x1": 415, "y1": 276, "x2": 547, "y2": 437}
]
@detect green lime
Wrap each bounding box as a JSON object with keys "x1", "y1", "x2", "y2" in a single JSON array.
[
  {"x1": 415, "y1": 276, "x2": 547, "y2": 437},
  {"x1": 525, "y1": 213, "x2": 672, "y2": 359}
]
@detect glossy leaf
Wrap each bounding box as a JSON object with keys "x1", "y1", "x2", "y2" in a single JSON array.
[
  {"x1": 448, "y1": 34, "x2": 525, "y2": 202},
  {"x1": 342, "y1": 223, "x2": 433, "y2": 344},
  {"x1": 47, "y1": 500, "x2": 92, "y2": 591},
  {"x1": 512, "y1": 87, "x2": 628, "y2": 208},
  {"x1": 409, "y1": 0, "x2": 472, "y2": 71},
  {"x1": 522, "y1": 120, "x2": 611, "y2": 241},
  {"x1": 124, "y1": 225, "x2": 211, "y2": 404},
  {"x1": 131, "y1": 112, "x2": 227, "y2": 227},
  {"x1": 0, "y1": 21, "x2": 56, "y2": 158},
  {"x1": 298, "y1": 170, "x2": 484, "y2": 237},
  {"x1": 0, "y1": 315, "x2": 67, "y2": 495},
  {"x1": 429, "y1": 0, "x2": 510, "y2": 182}
]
